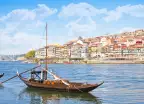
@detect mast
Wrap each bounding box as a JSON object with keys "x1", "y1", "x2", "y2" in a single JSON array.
[
  {"x1": 43, "y1": 23, "x2": 48, "y2": 80},
  {"x1": 45, "y1": 23, "x2": 48, "y2": 71}
]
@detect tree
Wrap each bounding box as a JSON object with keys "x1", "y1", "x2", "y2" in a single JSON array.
[{"x1": 25, "y1": 50, "x2": 35, "y2": 59}]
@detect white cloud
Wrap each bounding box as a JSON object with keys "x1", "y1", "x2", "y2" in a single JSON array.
[
  {"x1": 59, "y1": 3, "x2": 144, "y2": 22},
  {"x1": 108, "y1": 27, "x2": 141, "y2": 35},
  {"x1": 59, "y1": 3, "x2": 99, "y2": 38},
  {"x1": 0, "y1": 4, "x2": 57, "y2": 55},
  {"x1": 35, "y1": 20, "x2": 44, "y2": 27},
  {"x1": 119, "y1": 27, "x2": 140, "y2": 33},
  {"x1": 0, "y1": 10, "x2": 35, "y2": 21},
  {"x1": 1, "y1": 22, "x2": 20, "y2": 34},
  {"x1": 0, "y1": 4, "x2": 57, "y2": 22},
  {"x1": 34, "y1": 4, "x2": 57, "y2": 19},
  {"x1": 104, "y1": 4, "x2": 144, "y2": 22},
  {"x1": 66, "y1": 16, "x2": 96, "y2": 37},
  {"x1": 59, "y1": 3, "x2": 144, "y2": 37},
  {"x1": 0, "y1": 20, "x2": 47, "y2": 54},
  {"x1": 1, "y1": 2, "x2": 144, "y2": 55},
  {"x1": 58, "y1": 2, "x2": 107, "y2": 18},
  {"x1": 0, "y1": 32, "x2": 45, "y2": 55}
]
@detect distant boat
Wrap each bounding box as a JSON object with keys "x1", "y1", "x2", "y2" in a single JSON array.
[
  {"x1": 0, "y1": 73, "x2": 4, "y2": 78},
  {"x1": 17, "y1": 23, "x2": 104, "y2": 93},
  {"x1": 63, "y1": 61, "x2": 72, "y2": 64},
  {"x1": 22, "y1": 61, "x2": 31, "y2": 63},
  {"x1": 12, "y1": 60, "x2": 17, "y2": 62},
  {"x1": 22, "y1": 61, "x2": 28, "y2": 63}
]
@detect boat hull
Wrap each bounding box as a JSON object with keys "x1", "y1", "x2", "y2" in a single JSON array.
[
  {"x1": 18, "y1": 75, "x2": 104, "y2": 93},
  {"x1": 26, "y1": 85, "x2": 98, "y2": 92}
]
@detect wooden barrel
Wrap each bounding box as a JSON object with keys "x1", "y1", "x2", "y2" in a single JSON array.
[
  {"x1": 43, "y1": 81, "x2": 46, "y2": 84},
  {"x1": 47, "y1": 81, "x2": 50, "y2": 84},
  {"x1": 51, "y1": 81, "x2": 54, "y2": 85}
]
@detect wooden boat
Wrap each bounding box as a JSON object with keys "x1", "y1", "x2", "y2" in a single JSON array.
[
  {"x1": 0, "y1": 73, "x2": 4, "y2": 78},
  {"x1": 63, "y1": 61, "x2": 73, "y2": 64},
  {"x1": 17, "y1": 23, "x2": 104, "y2": 93},
  {"x1": 17, "y1": 73, "x2": 104, "y2": 92}
]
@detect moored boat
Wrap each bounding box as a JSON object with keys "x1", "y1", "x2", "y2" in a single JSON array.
[
  {"x1": 17, "y1": 23, "x2": 104, "y2": 93},
  {"x1": 0, "y1": 73, "x2": 4, "y2": 78},
  {"x1": 63, "y1": 61, "x2": 73, "y2": 64},
  {"x1": 17, "y1": 73, "x2": 104, "y2": 92}
]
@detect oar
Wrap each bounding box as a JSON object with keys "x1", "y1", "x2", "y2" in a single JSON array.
[{"x1": 0, "y1": 65, "x2": 41, "y2": 84}]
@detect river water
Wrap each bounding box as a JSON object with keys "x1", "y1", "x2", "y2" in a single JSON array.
[{"x1": 0, "y1": 61, "x2": 143, "y2": 104}]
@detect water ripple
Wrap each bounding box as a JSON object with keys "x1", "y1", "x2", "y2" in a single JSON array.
[{"x1": 0, "y1": 61, "x2": 144, "y2": 104}]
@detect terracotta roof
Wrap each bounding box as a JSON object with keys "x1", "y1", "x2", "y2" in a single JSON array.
[
  {"x1": 121, "y1": 44, "x2": 127, "y2": 49},
  {"x1": 72, "y1": 43, "x2": 83, "y2": 46},
  {"x1": 129, "y1": 44, "x2": 144, "y2": 49},
  {"x1": 89, "y1": 41, "x2": 99, "y2": 46},
  {"x1": 136, "y1": 41, "x2": 142, "y2": 44},
  {"x1": 119, "y1": 38, "x2": 127, "y2": 42},
  {"x1": 113, "y1": 44, "x2": 121, "y2": 49},
  {"x1": 134, "y1": 44, "x2": 144, "y2": 48}
]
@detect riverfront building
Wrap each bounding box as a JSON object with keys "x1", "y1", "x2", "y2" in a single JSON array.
[{"x1": 35, "y1": 29, "x2": 144, "y2": 62}]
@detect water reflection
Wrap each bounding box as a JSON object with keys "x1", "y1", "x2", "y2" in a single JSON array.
[
  {"x1": 0, "y1": 82, "x2": 4, "y2": 88},
  {"x1": 18, "y1": 88, "x2": 102, "y2": 104}
]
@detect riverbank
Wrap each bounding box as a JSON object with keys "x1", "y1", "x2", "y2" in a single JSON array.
[
  {"x1": 86, "y1": 60, "x2": 144, "y2": 64},
  {"x1": 18, "y1": 59, "x2": 144, "y2": 64}
]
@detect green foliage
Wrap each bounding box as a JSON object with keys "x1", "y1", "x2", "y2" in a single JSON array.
[
  {"x1": 25, "y1": 50, "x2": 35, "y2": 59},
  {"x1": 34, "y1": 58, "x2": 39, "y2": 63}
]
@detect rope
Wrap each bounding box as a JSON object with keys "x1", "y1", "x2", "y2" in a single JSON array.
[
  {"x1": 66, "y1": 86, "x2": 70, "y2": 92},
  {"x1": 74, "y1": 85, "x2": 83, "y2": 92},
  {"x1": 38, "y1": 27, "x2": 46, "y2": 49},
  {"x1": 47, "y1": 70, "x2": 83, "y2": 92}
]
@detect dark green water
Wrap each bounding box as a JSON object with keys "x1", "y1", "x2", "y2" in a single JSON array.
[{"x1": 0, "y1": 61, "x2": 143, "y2": 104}]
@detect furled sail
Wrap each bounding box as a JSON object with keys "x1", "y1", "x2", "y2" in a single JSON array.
[{"x1": 48, "y1": 71, "x2": 70, "y2": 86}]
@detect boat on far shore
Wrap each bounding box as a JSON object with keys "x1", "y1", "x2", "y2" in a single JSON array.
[
  {"x1": 63, "y1": 61, "x2": 73, "y2": 64},
  {"x1": 21, "y1": 60, "x2": 34, "y2": 64}
]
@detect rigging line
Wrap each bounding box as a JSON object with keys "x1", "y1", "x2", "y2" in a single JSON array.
[
  {"x1": 74, "y1": 85, "x2": 83, "y2": 92},
  {"x1": 35, "y1": 73, "x2": 41, "y2": 79},
  {"x1": 47, "y1": 70, "x2": 83, "y2": 92},
  {"x1": 38, "y1": 27, "x2": 46, "y2": 49}
]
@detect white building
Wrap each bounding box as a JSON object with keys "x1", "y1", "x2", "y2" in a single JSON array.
[
  {"x1": 70, "y1": 37, "x2": 89, "y2": 59},
  {"x1": 35, "y1": 45, "x2": 56, "y2": 59},
  {"x1": 35, "y1": 48, "x2": 45, "y2": 59}
]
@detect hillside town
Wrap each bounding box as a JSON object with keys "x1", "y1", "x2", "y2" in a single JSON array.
[{"x1": 18, "y1": 29, "x2": 144, "y2": 64}]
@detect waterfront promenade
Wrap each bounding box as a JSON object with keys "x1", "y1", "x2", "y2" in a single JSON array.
[{"x1": 18, "y1": 56, "x2": 144, "y2": 64}]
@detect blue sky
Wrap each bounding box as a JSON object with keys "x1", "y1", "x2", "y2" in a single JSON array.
[{"x1": 0, "y1": 0, "x2": 144, "y2": 55}]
